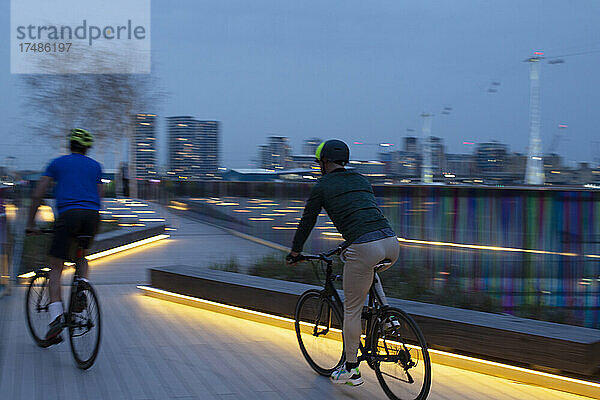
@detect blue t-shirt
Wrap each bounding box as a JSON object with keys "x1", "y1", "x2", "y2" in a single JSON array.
[{"x1": 43, "y1": 153, "x2": 102, "y2": 214}]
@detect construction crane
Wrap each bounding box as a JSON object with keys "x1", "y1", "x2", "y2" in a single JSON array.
[
  {"x1": 420, "y1": 112, "x2": 434, "y2": 184},
  {"x1": 524, "y1": 47, "x2": 600, "y2": 184},
  {"x1": 524, "y1": 52, "x2": 545, "y2": 185}
]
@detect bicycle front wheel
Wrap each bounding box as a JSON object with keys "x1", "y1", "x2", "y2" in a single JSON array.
[
  {"x1": 68, "y1": 281, "x2": 101, "y2": 370},
  {"x1": 25, "y1": 273, "x2": 52, "y2": 348},
  {"x1": 294, "y1": 290, "x2": 344, "y2": 375},
  {"x1": 370, "y1": 307, "x2": 431, "y2": 400}
]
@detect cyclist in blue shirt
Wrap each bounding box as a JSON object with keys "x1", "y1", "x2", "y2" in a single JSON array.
[{"x1": 26, "y1": 128, "x2": 102, "y2": 345}]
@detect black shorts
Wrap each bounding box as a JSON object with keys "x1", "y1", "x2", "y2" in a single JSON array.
[{"x1": 49, "y1": 209, "x2": 100, "y2": 260}]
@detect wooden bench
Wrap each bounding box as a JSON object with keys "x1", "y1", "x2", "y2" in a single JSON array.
[{"x1": 149, "y1": 265, "x2": 600, "y2": 377}]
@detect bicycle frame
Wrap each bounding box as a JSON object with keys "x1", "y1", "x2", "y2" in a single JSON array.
[
  {"x1": 314, "y1": 257, "x2": 399, "y2": 364},
  {"x1": 297, "y1": 249, "x2": 431, "y2": 399}
]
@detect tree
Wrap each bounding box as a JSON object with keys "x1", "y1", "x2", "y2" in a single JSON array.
[{"x1": 19, "y1": 49, "x2": 164, "y2": 197}]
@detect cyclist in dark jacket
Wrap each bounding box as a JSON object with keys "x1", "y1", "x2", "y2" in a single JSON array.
[{"x1": 287, "y1": 139, "x2": 399, "y2": 386}]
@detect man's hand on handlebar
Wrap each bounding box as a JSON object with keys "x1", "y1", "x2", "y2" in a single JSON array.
[{"x1": 286, "y1": 251, "x2": 305, "y2": 265}]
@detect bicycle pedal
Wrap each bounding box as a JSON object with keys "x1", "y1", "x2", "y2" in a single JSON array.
[{"x1": 47, "y1": 335, "x2": 63, "y2": 346}]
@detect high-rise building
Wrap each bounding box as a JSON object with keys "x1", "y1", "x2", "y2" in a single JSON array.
[
  {"x1": 404, "y1": 136, "x2": 419, "y2": 153},
  {"x1": 429, "y1": 136, "x2": 446, "y2": 174},
  {"x1": 445, "y1": 154, "x2": 472, "y2": 178},
  {"x1": 167, "y1": 117, "x2": 221, "y2": 180},
  {"x1": 303, "y1": 138, "x2": 322, "y2": 156},
  {"x1": 197, "y1": 120, "x2": 220, "y2": 177},
  {"x1": 507, "y1": 152, "x2": 528, "y2": 182},
  {"x1": 270, "y1": 136, "x2": 292, "y2": 169},
  {"x1": 133, "y1": 113, "x2": 157, "y2": 178},
  {"x1": 390, "y1": 151, "x2": 421, "y2": 177},
  {"x1": 258, "y1": 136, "x2": 292, "y2": 170},
  {"x1": 258, "y1": 145, "x2": 271, "y2": 169},
  {"x1": 167, "y1": 116, "x2": 197, "y2": 179},
  {"x1": 475, "y1": 141, "x2": 508, "y2": 179}
]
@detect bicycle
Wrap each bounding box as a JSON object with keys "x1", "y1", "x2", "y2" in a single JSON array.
[
  {"x1": 25, "y1": 229, "x2": 102, "y2": 370},
  {"x1": 294, "y1": 245, "x2": 432, "y2": 400}
]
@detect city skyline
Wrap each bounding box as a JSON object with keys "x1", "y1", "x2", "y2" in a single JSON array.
[{"x1": 1, "y1": 1, "x2": 600, "y2": 170}]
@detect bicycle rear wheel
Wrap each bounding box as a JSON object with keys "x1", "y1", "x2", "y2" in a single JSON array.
[
  {"x1": 68, "y1": 281, "x2": 101, "y2": 370},
  {"x1": 370, "y1": 307, "x2": 431, "y2": 400},
  {"x1": 294, "y1": 289, "x2": 344, "y2": 375},
  {"x1": 25, "y1": 273, "x2": 52, "y2": 348}
]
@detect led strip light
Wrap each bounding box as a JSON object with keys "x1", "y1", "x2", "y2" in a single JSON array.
[
  {"x1": 137, "y1": 285, "x2": 600, "y2": 399},
  {"x1": 17, "y1": 234, "x2": 170, "y2": 279}
]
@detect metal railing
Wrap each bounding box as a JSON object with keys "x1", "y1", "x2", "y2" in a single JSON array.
[{"x1": 135, "y1": 180, "x2": 600, "y2": 328}]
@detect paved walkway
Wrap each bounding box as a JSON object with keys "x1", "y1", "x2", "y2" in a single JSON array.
[{"x1": 0, "y1": 207, "x2": 596, "y2": 400}]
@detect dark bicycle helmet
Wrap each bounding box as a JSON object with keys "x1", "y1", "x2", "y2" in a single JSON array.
[
  {"x1": 68, "y1": 128, "x2": 94, "y2": 148},
  {"x1": 315, "y1": 139, "x2": 350, "y2": 165}
]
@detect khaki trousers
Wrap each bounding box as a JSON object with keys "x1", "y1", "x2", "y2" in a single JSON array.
[{"x1": 341, "y1": 235, "x2": 399, "y2": 363}]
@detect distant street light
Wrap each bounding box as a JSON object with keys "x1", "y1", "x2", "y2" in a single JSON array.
[{"x1": 352, "y1": 142, "x2": 395, "y2": 147}]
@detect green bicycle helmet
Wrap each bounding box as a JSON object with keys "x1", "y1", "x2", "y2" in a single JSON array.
[
  {"x1": 315, "y1": 139, "x2": 350, "y2": 165},
  {"x1": 68, "y1": 128, "x2": 94, "y2": 148}
]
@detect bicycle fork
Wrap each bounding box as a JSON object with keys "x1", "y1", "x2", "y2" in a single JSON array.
[{"x1": 312, "y1": 300, "x2": 333, "y2": 337}]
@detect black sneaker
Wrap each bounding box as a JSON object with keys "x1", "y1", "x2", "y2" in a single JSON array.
[
  {"x1": 72, "y1": 291, "x2": 87, "y2": 314},
  {"x1": 45, "y1": 315, "x2": 64, "y2": 344}
]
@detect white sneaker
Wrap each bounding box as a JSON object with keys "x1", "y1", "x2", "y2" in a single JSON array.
[{"x1": 330, "y1": 363, "x2": 364, "y2": 386}]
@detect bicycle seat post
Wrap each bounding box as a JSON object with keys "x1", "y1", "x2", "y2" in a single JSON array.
[{"x1": 73, "y1": 235, "x2": 92, "y2": 279}]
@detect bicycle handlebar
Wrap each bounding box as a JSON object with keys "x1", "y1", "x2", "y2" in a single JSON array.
[
  {"x1": 25, "y1": 227, "x2": 54, "y2": 235},
  {"x1": 301, "y1": 242, "x2": 347, "y2": 263}
]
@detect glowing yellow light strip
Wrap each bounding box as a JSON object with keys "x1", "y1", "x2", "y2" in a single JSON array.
[
  {"x1": 426, "y1": 348, "x2": 600, "y2": 388},
  {"x1": 86, "y1": 234, "x2": 170, "y2": 261},
  {"x1": 137, "y1": 285, "x2": 342, "y2": 332},
  {"x1": 397, "y1": 237, "x2": 583, "y2": 257},
  {"x1": 138, "y1": 285, "x2": 600, "y2": 396},
  {"x1": 18, "y1": 234, "x2": 171, "y2": 278},
  {"x1": 168, "y1": 205, "x2": 189, "y2": 211}
]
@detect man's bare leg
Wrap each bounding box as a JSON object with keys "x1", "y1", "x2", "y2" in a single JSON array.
[
  {"x1": 75, "y1": 255, "x2": 89, "y2": 279},
  {"x1": 46, "y1": 256, "x2": 65, "y2": 341},
  {"x1": 48, "y1": 256, "x2": 64, "y2": 303}
]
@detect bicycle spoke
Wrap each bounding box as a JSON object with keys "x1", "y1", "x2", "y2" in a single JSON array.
[
  {"x1": 295, "y1": 290, "x2": 344, "y2": 375},
  {"x1": 69, "y1": 286, "x2": 101, "y2": 369},
  {"x1": 371, "y1": 308, "x2": 431, "y2": 400},
  {"x1": 26, "y1": 275, "x2": 52, "y2": 347}
]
